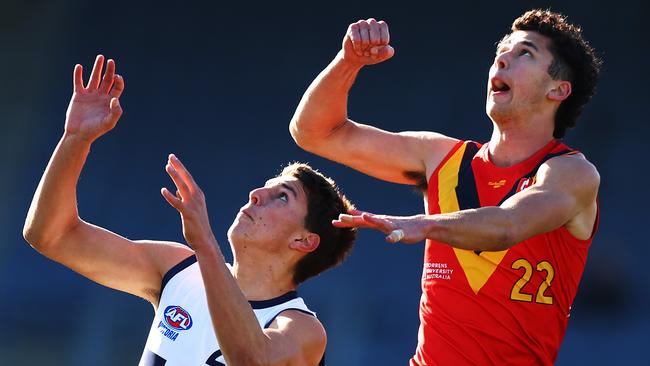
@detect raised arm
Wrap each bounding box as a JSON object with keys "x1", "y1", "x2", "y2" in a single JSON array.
[
  {"x1": 334, "y1": 154, "x2": 600, "y2": 251},
  {"x1": 23, "y1": 56, "x2": 192, "y2": 305},
  {"x1": 161, "y1": 155, "x2": 325, "y2": 366},
  {"x1": 290, "y1": 18, "x2": 459, "y2": 185}
]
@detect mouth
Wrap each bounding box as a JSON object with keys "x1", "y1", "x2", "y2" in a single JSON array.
[
  {"x1": 490, "y1": 77, "x2": 511, "y2": 94},
  {"x1": 240, "y1": 209, "x2": 254, "y2": 221}
]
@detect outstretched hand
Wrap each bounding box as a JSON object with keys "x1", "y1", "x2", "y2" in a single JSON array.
[
  {"x1": 161, "y1": 154, "x2": 217, "y2": 250},
  {"x1": 65, "y1": 55, "x2": 125, "y2": 143},
  {"x1": 333, "y1": 209, "x2": 429, "y2": 244},
  {"x1": 341, "y1": 18, "x2": 395, "y2": 66}
]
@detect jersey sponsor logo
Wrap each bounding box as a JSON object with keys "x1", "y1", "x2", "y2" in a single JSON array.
[
  {"x1": 163, "y1": 305, "x2": 193, "y2": 331},
  {"x1": 488, "y1": 179, "x2": 507, "y2": 188},
  {"x1": 157, "y1": 305, "x2": 193, "y2": 342}
]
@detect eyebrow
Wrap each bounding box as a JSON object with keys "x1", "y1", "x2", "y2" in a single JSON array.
[
  {"x1": 497, "y1": 39, "x2": 540, "y2": 53},
  {"x1": 521, "y1": 40, "x2": 540, "y2": 52}
]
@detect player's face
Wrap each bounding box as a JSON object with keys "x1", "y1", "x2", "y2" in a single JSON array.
[
  {"x1": 486, "y1": 31, "x2": 558, "y2": 124},
  {"x1": 228, "y1": 175, "x2": 309, "y2": 253}
]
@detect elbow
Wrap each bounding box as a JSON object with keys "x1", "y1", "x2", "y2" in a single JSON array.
[
  {"x1": 489, "y1": 220, "x2": 519, "y2": 251},
  {"x1": 288, "y1": 119, "x2": 305, "y2": 146},
  {"x1": 22, "y1": 219, "x2": 42, "y2": 248},
  {"x1": 494, "y1": 230, "x2": 517, "y2": 251},
  {"x1": 22, "y1": 216, "x2": 78, "y2": 253},
  {"x1": 23, "y1": 223, "x2": 53, "y2": 252},
  {"x1": 289, "y1": 118, "x2": 319, "y2": 153},
  {"x1": 289, "y1": 115, "x2": 348, "y2": 154}
]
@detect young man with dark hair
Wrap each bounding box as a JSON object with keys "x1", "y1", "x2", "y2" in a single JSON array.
[
  {"x1": 23, "y1": 55, "x2": 356, "y2": 366},
  {"x1": 290, "y1": 9, "x2": 601, "y2": 365}
]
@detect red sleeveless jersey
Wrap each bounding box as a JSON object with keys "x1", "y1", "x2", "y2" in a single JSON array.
[{"x1": 410, "y1": 139, "x2": 597, "y2": 366}]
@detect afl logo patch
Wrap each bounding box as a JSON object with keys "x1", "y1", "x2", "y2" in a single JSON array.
[
  {"x1": 516, "y1": 176, "x2": 537, "y2": 192},
  {"x1": 163, "y1": 305, "x2": 193, "y2": 331}
]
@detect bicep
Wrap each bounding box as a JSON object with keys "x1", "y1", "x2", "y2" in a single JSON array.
[
  {"x1": 41, "y1": 220, "x2": 193, "y2": 304},
  {"x1": 304, "y1": 119, "x2": 459, "y2": 185},
  {"x1": 262, "y1": 311, "x2": 326, "y2": 366}
]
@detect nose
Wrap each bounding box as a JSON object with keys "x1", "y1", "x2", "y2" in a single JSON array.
[
  {"x1": 249, "y1": 187, "x2": 268, "y2": 205},
  {"x1": 494, "y1": 51, "x2": 509, "y2": 70}
]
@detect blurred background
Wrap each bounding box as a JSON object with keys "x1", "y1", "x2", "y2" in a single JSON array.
[{"x1": 2, "y1": 0, "x2": 648, "y2": 364}]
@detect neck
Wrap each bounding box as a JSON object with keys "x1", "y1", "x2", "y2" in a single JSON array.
[
  {"x1": 488, "y1": 121, "x2": 554, "y2": 167},
  {"x1": 231, "y1": 256, "x2": 297, "y2": 301}
]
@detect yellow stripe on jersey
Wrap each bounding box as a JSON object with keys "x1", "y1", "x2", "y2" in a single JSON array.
[{"x1": 437, "y1": 141, "x2": 508, "y2": 294}]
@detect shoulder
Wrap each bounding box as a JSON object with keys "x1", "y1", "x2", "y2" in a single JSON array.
[
  {"x1": 400, "y1": 131, "x2": 460, "y2": 155},
  {"x1": 134, "y1": 240, "x2": 195, "y2": 273},
  {"x1": 267, "y1": 309, "x2": 327, "y2": 364},
  {"x1": 538, "y1": 153, "x2": 599, "y2": 240},
  {"x1": 271, "y1": 309, "x2": 326, "y2": 342},
  {"x1": 539, "y1": 153, "x2": 600, "y2": 192},
  {"x1": 402, "y1": 132, "x2": 462, "y2": 182}
]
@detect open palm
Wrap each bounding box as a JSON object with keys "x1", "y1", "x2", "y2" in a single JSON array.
[{"x1": 65, "y1": 55, "x2": 124, "y2": 142}]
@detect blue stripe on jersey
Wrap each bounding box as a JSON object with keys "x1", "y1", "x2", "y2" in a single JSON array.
[
  {"x1": 141, "y1": 349, "x2": 167, "y2": 365},
  {"x1": 249, "y1": 291, "x2": 299, "y2": 309},
  {"x1": 160, "y1": 255, "x2": 197, "y2": 301}
]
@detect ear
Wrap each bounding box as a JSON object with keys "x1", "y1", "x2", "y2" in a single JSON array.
[
  {"x1": 289, "y1": 233, "x2": 320, "y2": 253},
  {"x1": 547, "y1": 80, "x2": 572, "y2": 101}
]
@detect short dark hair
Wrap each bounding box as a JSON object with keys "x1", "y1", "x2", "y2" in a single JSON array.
[
  {"x1": 511, "y1": 9, "x2": 602, "y2": 138},
  {"x1": 280, "y1": 163, "x2": 356, "y2": 285}
]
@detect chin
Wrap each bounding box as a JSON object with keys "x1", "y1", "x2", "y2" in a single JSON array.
[
  {"x1": 226, "y1": 222, "x2": 243, "y2": 243},
  {"x1": 487, "y1": 103, "x2": 504, "y2": 121},
  {"x1": 487, "y1": 102, "x2": 516, "y2": 124}
]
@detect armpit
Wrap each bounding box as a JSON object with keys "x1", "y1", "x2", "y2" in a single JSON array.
[{"x1": 403, "y1": 170, "x2": 428, "y2": 192}]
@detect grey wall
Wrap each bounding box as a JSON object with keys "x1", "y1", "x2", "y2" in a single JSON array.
[{"x1": 2, "y1": 0, "x2": 648, "y2": 364}]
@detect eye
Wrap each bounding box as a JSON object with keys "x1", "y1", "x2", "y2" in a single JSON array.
[
  {"x1": 519, "y1": 49, "x2": 532, "y2": 57},
  {"x1": 278, "y1": 192, "x2": 289, "y2": 202}
]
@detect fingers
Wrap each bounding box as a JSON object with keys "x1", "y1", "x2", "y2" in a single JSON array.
[
  {"x1": 166, "y1": 159, "x2": 192, "y2": 199},
  {"x1": 73, "y1": 64, "x2": 84, "y2": 92},
  {"x1": 348, "y1": 19, "x2": 389, "y2": 56},
  {"x1": 168, "y1": 154, "x2": 199, "y2": 192},
  {"x1": 165, "y1": 154, "x2": 205, "y2": 205},
  {"x1": 332, "y1": 212, "x2": 392, "y2": 232},
  {"x1": 107, "y1": 97, "x2": 123, "y2": 124},
  {"x1": 378, "y1": 20, "x2": 389, "y2": 45},
  {"x1": 360, "y1": 212, "x2": 393, "y2": 231},
  {"x1": 377, "y1": 45, "x2": 395, "y2": 59},
  {"x1": 347, "y1": 23, "x2": 362, "y2": 56},
  {"x1": 161, "y1": 187, "x2": 182, "y2": 210},
  {"x1": 99, "y1": 59, "x2": 116, "y2": 94},
  {"x1": 86, "y1": 54, "x2": 105, "y2": 90},
  {"x1": 76, "y1": 55, "x2": 124, "y2": 97},
  {"x1": 386, "y1": 229, "x2": 405, "y2": 243},
  {"x1": 110, "y1": 74, "x2": 125, "y2": 98},
  {"x1": 332, "y1": 214, "x2": 364, "y2": 228},
  {"x1": 357, "y1": 20, "x2": 370, "y2": 55},
  {"x1": 368, "y1": 18, "x2": 381, "y2": 51}
]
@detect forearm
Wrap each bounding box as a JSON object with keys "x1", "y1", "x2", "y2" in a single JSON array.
[
  {"x1": 23, "y1": 133, "x2": 91, "y2": 248},
  {"x1": 194, "y1": 243, "x2": 269, "y2": 366},
  {"x1": 425, "y1": 207, "x2": 517, "y2": 251},
  {"x1": 290, "y1": 52, "x2": 363, "y2": 146}
]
